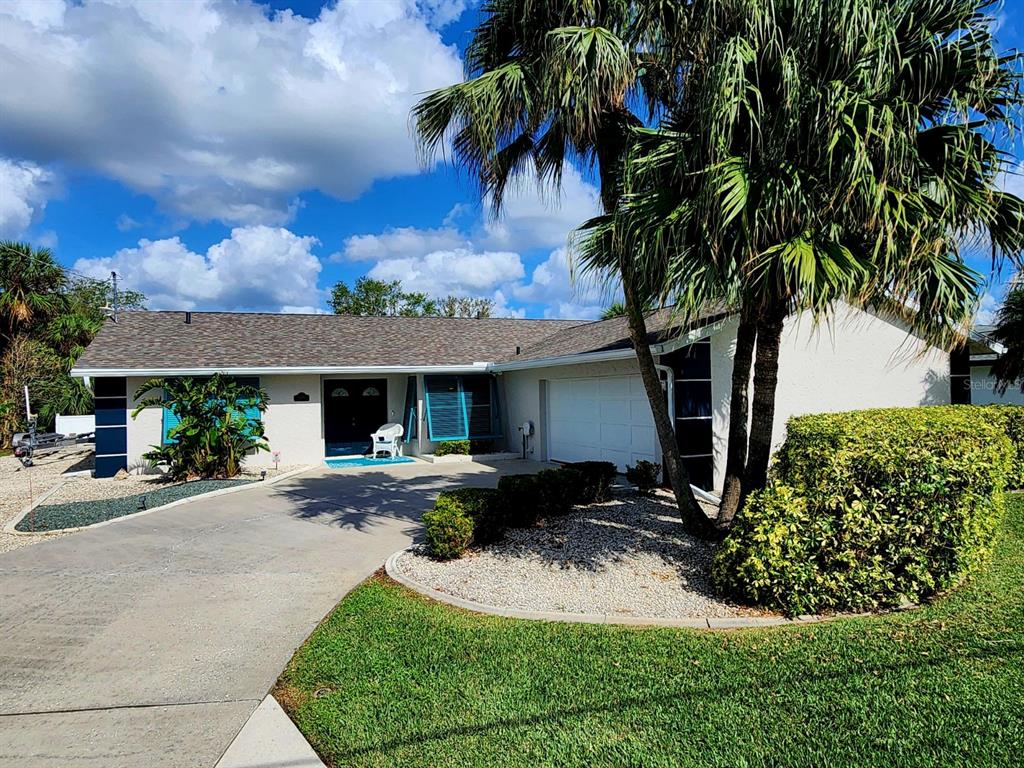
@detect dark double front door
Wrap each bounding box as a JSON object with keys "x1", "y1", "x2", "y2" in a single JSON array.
[{"x1": 323, "y1": 378, "x2": 388, "y2": 456}]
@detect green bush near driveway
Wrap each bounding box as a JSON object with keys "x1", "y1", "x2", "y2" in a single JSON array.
[
  {"x1": 277, "y1": 495, "x2": 1024, "y2": 768},
  {"x1": 565, "y1": 460, "x2": 617, "y2": 502},
  {"x1": 433, "y1": 439, "x2": 471, "y2": 456},
  {"x1": 496, "y1": 474, "x2": 543, "y2": 528},
  {"x1": 714, "y1": 406, "x2": 1014, "y2": 615},
  {"x1": 421, "y1": 496, "x2": 475, "y2": 560},
  {"x1": 442, "y1": 487, "x2": 505, "y2": 544},
  {"x1": 626, "y1": 459, "x2": 661, "y2": 495}
]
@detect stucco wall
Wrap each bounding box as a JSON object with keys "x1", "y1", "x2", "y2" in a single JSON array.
[
  {"x1": 500, "y1": 358, "x2": 644, "y2": 461},
  {"x1": 970, "y1": 366, "x2": 1024, "y2": 405},
  {"x1": 709, "y1": 304, "x2": 951, "y2": 489},
  {"x1": 126, "y1": 376, "x2": 162, "y2": 466}
]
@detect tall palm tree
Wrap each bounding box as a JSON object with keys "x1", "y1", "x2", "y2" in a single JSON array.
[
  {"x1": 412, "y1": 0, "x2": 719, "y2": 536},
  {"x1": 0, "y1": 241, "x2": 67, "y2": 350},
  {"x1": 991, "y1": 282, "x2": 1024, "y2": 394},
  {"x1": 581, "y1": 0, "x2": 1024, "y2": 519}
]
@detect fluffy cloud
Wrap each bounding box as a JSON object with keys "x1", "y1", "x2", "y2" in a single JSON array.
[
  {"x1": 0, "y1": 157, "x2": 57, "y2": 236},
  {"x1": 0, "y1": 0, "x2": 464, "y2": 225},
  {"x1": 72, "y1": 225, "x2": 323, "y2": 312},
  {"x1": 368, "y1": 249, "x2": 525, "y2": 296},
  {"x1": 481, "y1": 166, "x2": 602, "y2": 252},
  {"x1": 339, "y1": 225, "x2": 468, "y2": 262},
  {"x1": 513, "y1": 249, "x2": 616, "y2": 319}
]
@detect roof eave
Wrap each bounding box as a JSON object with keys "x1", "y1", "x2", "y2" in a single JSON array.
[{"x1": 70, "y1": 363, "x2": 492, "y2": 378}]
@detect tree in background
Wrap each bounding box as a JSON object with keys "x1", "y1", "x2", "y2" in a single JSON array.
[
  {"x1": 330, "y1": 277, "x2": 494, "y2": 318},
  {"x1": 0, "y1": 241, "x2": 147, "y2": 445},
  {"x1": 600, "y1": 302, "x2": 627, "y2": 320},
  {"x1": 991, "y1": 282, "x2": 1024, "y2": 394}
]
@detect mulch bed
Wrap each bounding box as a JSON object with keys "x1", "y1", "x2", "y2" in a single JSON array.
[{"x1": 16, "y1": 479, "x2": 254, "y2": 532}]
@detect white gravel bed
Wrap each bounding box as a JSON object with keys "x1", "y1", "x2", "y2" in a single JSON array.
[{"x1": 396, "y1": 491, "x2": 762, "y2": 620}]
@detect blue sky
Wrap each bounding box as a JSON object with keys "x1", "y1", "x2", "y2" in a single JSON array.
[{"x1": 0, "y1": 0, "x2": 1021, "y2": 321}]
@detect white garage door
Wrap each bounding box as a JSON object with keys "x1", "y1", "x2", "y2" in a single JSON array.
[{"x1": 548, "y1": 375, "x2": 658, "y2": 472}]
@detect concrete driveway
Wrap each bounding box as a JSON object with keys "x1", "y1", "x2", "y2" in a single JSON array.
[{"x1": 0, "y1": 459, "x2": 543, "y2": 768}]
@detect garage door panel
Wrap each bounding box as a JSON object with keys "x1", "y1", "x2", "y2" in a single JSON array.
[
  {"x1": 599, "y1": 398, "x2": 631, "y2": 423},
  {"x1": 598, "y1": 376, "x2": 631, "y2": 397},
  {"x1": 548, "y1": 374, "x2": 658, "y2": 472}
]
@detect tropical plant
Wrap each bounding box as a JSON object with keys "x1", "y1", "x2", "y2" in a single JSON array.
[
  {"x1": 600, "y1": 301, "x2": 627, "y2": 319},
  {"x1": 991, "y1": 283, "x2": 1024, "y2": 394},
  {"x1": 0, "y1": 241, "x2": 67, "y2": 353},
  {"x1": 578, "y1": 0, "x2": 1024, "y2": 522},
  {"x1": 412, "y1": 0, "x2": 718, "y2": 536},
  {"x1": 626, "y1": 459, "x2": 661, "y2": 495},
  {"x1": 131, "y1": 374, "x2": 269, "y2": 480}
]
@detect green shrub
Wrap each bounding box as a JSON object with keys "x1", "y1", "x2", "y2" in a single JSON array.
[
  {"x1": 436, "y1": 487, "x2": 505, "y2": 544},
  {"x1": 534, "y1": 468, "x2": 578, "y2": 516},
  {"x1": 422, "y1": 497, "x2": 474, "y2": 559},
  {"x1": 434, "y1": 440, "x2": 471, "y2": 456},
  {"x1": 626, "y1": 460, "x2": 661, "y2": 495},
  {"x1": 496, "y1": 474, "x2": 542, "y2": 527},
  {"x1": 714, "y1": 406, "x2": 1013, "y2": 616},
  {"x1": 566, "y1": 461, "x2": 618, "y2": 503},
  {"x1": 979, "y1": 405, "x2": 1024, "y2": 489}
]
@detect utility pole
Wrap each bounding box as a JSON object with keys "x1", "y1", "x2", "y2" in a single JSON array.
[{"x1": 111, "y1": 270, "x2": 120, "y2": 322}]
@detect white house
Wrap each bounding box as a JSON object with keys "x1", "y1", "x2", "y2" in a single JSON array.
[{"x1": 72, "y1": 304, "x2": 956, "y2": 489}]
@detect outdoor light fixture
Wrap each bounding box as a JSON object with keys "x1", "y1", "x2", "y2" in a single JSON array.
[
  {"x1": 138, "y1": 496, "x2": 147, "y2": 510},
  {"x1": 260, "y1": 470, "x2": 267, "y2": 481}
]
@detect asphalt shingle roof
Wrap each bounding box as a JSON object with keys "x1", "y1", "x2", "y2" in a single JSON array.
[
  {"x1": 74, "y1": 311, "x2": 583, "y2": 371},
  {"x1": 505, "y1": 304, "x2": 732, "y2": 362}
]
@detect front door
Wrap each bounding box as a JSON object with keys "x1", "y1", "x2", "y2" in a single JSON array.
[{"x1": 323, "y1": 378, "x2": 388, "y2": 456}]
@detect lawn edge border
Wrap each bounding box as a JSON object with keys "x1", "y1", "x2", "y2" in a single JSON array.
[
  {"x1": 385, "y1": 548, "x2": 917, "y2": 630},
  {"x1": 5, "y1": 465, "x2": 315, "y2": 536}
]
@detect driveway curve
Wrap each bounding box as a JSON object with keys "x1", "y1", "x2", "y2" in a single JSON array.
[{"x1": 0, "y1": 460, "x2": 542, "y2": 768}]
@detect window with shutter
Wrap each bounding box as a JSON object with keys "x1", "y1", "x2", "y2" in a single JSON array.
[{"x1": 425, "y1": 376, "x2": 467, "y2": 440}]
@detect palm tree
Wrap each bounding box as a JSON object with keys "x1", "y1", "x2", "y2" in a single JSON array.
[
  {"x1": 581, "y1": 0, "x2": 1024, "y2": 520},
  {"x1": 991, "y1": 282, "x2": 1024, "y2": 394},
  {"x1": 412, "y1": 0, "x2": 719, "y2": 536},
  {"x1": 0, "y1": 241, "x2": 67, "y2": 351}
]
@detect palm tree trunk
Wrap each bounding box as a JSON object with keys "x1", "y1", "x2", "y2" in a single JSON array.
[
  {"x1": 623, "y1": 281, "x2": 719, "y2": 539},
  {"x1": 717, "y1": 300, "x2": 757, "y2": 527},
  {"x1": 745, "y1": 301, "x2": 788, "y2": 494}
]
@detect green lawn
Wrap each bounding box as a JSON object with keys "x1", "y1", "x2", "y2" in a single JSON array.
[{"x1": 277, "y1": 494, "x2": 1024, "y2": 768}]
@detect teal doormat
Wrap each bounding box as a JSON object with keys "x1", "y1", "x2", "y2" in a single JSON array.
[{"x1": 325, "y1": 456, "x2": 415, "y2": 469}]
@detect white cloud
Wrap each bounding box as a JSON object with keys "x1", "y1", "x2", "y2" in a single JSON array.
[
  {"x1": 116, "y1": 214, "x2": 141, "y2": 232},
  {"x1": 72, "y1": 225, "x2": 323, "y2": 312},
  {"x1": 368, "y1": 249, "x2": 525, "y2": 296},
  {"x1": 977, "y1": 290, "x2": 1000, "y2": 325},
  {"x1": 512, "y1": 248, "x2": 617, "y2": 319},
  {"x1": 338, "y1": 225, "x2": 467, "y2": 262},
  {"x1": 480, "y1": 166, "x2": 602, "y2": 251},
  {"x1": 0, "y1": 157, "x2": 57, "y2": 236},
  {"x1": 0, "y1": 0, "x2": 464, "y2": 225}
]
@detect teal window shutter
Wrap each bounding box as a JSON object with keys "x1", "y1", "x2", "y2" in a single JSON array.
[
  {"x1": 403, "y1": 376, "x2": 417, "y2": 442},
  {"x1": 162, "y1": 404, "x2": 180, "y2": 444},
  {"x1": 425, "y1": 376, "x2": 468, "y2": 440}
]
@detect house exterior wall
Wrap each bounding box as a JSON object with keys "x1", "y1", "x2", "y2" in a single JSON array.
[
  {"x1": 709, "y1": 304, "x2": 951, "y2": 490},
  {"x1": 969, "y1": 365, "x2": 1024, "y2": 405},
  {"x1": 500, "y1": 358, "x2": 644, "y2": 461}
]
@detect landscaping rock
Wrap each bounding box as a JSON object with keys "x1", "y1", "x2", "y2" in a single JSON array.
[{"x1": 396, "y1": 492, "x2": 762, "y2": 620}]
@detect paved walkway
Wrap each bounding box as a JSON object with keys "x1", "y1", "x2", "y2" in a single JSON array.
[{"x1": 0, "y1": 459, "x2": 544, "y2": 768}]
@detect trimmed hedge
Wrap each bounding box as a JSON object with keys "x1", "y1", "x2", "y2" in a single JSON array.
[
  {"x1": 713, "y1": 406, "x2": 1014, "y2": 616},
  {"x1": 565, "y1": 461, "x2": 618, "y2": 503},
  {"x1": 434, "y1": 440, "x2": 471, "y2": 456},
  {"x1": 496, "y1": 474, "x2": 542, "y2": 528},
  {"x1": 441, "y1": 487, "x2": 505, "y2": 544},
  {"x1": 980, "y1": 405, "x2": 1024, "y2": 489},
  {"x1": 422, "y1": 496, "x2": 474, "y2": 560}
]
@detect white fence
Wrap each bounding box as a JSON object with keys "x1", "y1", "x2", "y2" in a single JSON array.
[{"x1": 56, "y1": 414, "x2": 95, "y2": 436}]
